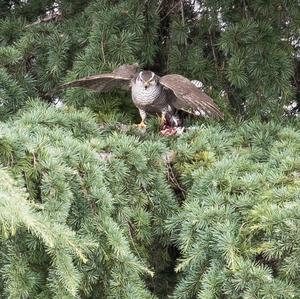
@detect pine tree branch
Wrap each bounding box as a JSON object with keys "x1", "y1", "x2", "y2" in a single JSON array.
[
  {"x1": 164, "y1": 151, "x2": 186, "y2": 198},
  {"x1": 180, "y1": 0, "x2": 187, "y2": 47},
  {"x1": 25, "y1": 11, "x2": 62, "y2": 28},
  {"x1": 243, "y1": 0, "x2": 249, "y2": 19},
  {"x1": 161, "y1": 2, "x2": 181, "y2": 21},
  {"x1": 208, "y1": 25, "x2": 219, "y2": 80}
]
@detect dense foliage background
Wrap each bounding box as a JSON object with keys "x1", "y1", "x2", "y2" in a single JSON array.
[{"x1": 0, "y1": 0, "x2": 300, "y2": 298}]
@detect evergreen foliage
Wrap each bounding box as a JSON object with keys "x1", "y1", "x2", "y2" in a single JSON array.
[
  {"x1": 0, "y1": 0, "x2": 299, "y2": 119},
  {"x1": 0, "y1": 101, "x2": 173, "y2": 298},
  {"x1": 1, "y1": 102, "x2": 300, "y2": 298},
  {"x1": 168, "y1": 121, "x2": 300, "y2": 298}
]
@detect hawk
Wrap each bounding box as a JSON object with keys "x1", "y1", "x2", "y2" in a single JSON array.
[{"x1": 61, "y1": 64, "x2": 223, "y2": 128}]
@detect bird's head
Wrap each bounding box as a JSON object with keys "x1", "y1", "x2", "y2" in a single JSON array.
[{"x1": 137, "y1": 71, "x2": 157, "y2": 89}]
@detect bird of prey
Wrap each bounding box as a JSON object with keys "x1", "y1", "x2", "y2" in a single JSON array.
[{"x1": 61, "y1": 64, "x2": 223, "y2": 128}]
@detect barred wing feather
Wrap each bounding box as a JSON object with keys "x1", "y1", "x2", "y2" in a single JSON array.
[
  {"x1": 61, "y1": 63, "x2": 139, "y2": 92},
  {"x1": 160, "y1": 74, "x2": 223, "y2": 119}
]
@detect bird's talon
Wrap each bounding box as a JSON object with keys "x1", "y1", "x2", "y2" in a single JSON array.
[
  {"x1": 135, "y1": 121, "x2": 147, "y2": 129},
  {"x1": 159, "y1": 115, "x2": 166, "y2": 126}
]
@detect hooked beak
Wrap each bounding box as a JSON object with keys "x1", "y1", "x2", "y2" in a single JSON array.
[{"x1": 144, "y1": 82, "x2": 149, "y2": 89}]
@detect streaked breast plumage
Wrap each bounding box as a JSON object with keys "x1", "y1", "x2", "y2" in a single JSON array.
[{"x1": 132, "y1": 71, "x2": 164, "y2": 106}]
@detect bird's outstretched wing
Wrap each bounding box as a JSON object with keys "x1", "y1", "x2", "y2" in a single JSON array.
[
  {"x1": 61, "y1": 63, "x2": 139, "y2": 92},
  {"x1": 160, "y1": 74, "x2": 223, "y2": 119}
]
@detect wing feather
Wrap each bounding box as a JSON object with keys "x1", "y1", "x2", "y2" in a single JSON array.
[
  {"x1": 160, "y1": 74, "x2": 224, "y2": 119},
  {"x1": 61, "y1": 63, "x2": 139, "y2": 92}
]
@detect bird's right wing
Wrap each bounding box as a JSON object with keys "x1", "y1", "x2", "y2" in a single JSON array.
[
  {"x1": 160, "y1": 74, "x2": 224, "y2": 119},
  {"x1": 61, "y1": 63, "x2": 139, "y2": 92}
]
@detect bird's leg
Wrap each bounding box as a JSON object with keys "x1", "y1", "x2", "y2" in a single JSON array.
[
  {"x1": 138, "y1": 121, "x2": 147, "y2": 129},
  {"x1": 136, "y1": 109, "x2": 147, "y2": 129},
  {"x1": 159, "y1": 111, "x2": 167, "y2": 127}
]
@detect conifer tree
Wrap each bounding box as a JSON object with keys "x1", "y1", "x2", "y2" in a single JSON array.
[
  {"x1": 1, "y1": 0, "x2": 299, "y2": 118},
  {"x1": 0, "y1": 101, "x2": 177, "y2": 298},
  {"x1": 166, "y1": 121, "x2": 300, "y2": 298},
  {"x1": 1, "y1": 101, "x2": 300, "y2": 298}
]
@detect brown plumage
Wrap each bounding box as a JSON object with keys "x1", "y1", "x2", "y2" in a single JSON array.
[
  {"x1": 160, "y1": 74, "x2": 223, "y2": 118},
  {"x1": 61, "y1": 63, "x2": 139, "y2": 92},
  {"x1": 60, "y1": 64, "x2": 223, "y2": 127}
]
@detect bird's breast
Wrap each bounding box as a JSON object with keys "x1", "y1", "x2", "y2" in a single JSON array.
[{"x1": 131, "y1": 84, "x2": 166, "y2": 108}]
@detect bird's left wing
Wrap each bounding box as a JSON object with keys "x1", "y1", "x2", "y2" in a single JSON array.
[
  {"x1": 160, "y1": 74, "x2": 224, "y2": 119},
  {"x1": 61, "y1": 63, "x2": 139, "y2": 92}
]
